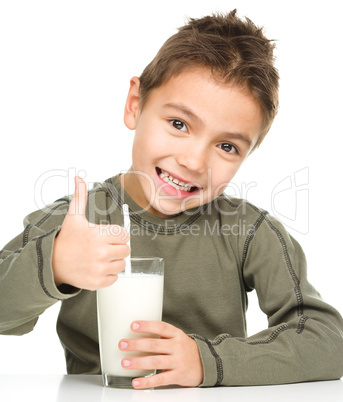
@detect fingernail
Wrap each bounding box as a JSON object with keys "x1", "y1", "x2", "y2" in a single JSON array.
[
  {"x1": 132, "y1": 322, "x2": 140, "y2": 330},
  {"x1": 132, "y1": 380, "x2": 140, "y2": 387},
  {"x1": 120, "y1": 341, "x2": 128, "y2": 349},
  {"x1": 123, "y1": 359, "x2": 131, "y2": 367}
]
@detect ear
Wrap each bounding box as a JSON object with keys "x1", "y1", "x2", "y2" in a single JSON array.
[{"x1": 124, "y1": 76, "x2": 141, "y2": 130}]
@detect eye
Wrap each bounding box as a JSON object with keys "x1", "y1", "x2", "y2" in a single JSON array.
[
  {"x1": 218, "y1": 143, "x2": 238, "y2": 154},
  {"x1": 170, "y1": 119, "x2": 188, "y2": 132}
]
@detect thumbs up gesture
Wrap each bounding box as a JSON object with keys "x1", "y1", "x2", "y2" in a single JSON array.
[{"x1": 52, "y1": 177, "x2": 130, "y2": 291}]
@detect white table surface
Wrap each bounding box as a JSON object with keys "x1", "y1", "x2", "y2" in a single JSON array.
[{"x1": 1, "y1": 375, "x2": 342, "y2": 402}]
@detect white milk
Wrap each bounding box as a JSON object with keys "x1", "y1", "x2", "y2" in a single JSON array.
[{"x1": 97, "y1": 273, "x2": 164, "y2": 378}]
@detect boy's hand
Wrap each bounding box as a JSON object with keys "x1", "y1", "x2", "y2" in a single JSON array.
[
  {"x1": 52, "y1": 176, "x2": 130, "y2": 290},
  {"x1": 119, "y1": 321, "x2": 204, "y2": 389}
]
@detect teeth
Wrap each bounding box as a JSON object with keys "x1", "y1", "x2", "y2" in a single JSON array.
[
  {"x1": 159, "y1": 169, "x2": 195, "y2": 192},
  {"x1": 169, "y1": 182, "x2": 179, "y2": 190}
]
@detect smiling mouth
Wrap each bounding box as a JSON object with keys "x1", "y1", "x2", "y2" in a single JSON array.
[{"x1": 156, "y1": 167, "x2": 199, "y2": 193}]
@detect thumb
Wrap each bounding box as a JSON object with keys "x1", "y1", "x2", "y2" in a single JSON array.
[{"x1": 68, "y1": 176, "x2": 88, "y2": 219}]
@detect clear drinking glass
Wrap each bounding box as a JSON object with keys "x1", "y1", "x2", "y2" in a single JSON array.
[{"x1": 97, "y1": 257, "x2": 164, "y2": 388}]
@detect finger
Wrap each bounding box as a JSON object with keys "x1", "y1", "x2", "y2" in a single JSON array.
[
  {"x1": 108, "y1": 226, "x2": 130, "y2": 245},
  {"x1": 99, "y1": 259, "x2": 126, "y2": 276},
  {"x1": 119, "y1": 337, "x2": 170, "y2": 354},
  {"x1": 132, "y1": 371, "x2": 174, "y2": 390},
  {"x1": 96, "y1": 274, "x2": 118, "y2": 289},
  {"x1": 98, "y1": 224, "x2": 130, "y2": 245},
  {"x1": 131, "y1": 321, "x2": 180, "y2": 338},
  {"x1": 68, "y1": 176, "x2": 88, "y2": 218},
  {"x1": 122, "y1": 354, "x2": 173, "y2": 371},
  {"x1": 108, "y1": 244, "x2": 131, "y2": 261}
]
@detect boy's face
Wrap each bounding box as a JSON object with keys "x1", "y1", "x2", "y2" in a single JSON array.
[{"x1": 121, "y1": 68, "x2": 263, "y2": 218}]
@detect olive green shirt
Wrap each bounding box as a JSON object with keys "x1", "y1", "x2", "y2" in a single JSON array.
[{"x1": 1, "y1": 174, "x2": 343, "y2": 386}]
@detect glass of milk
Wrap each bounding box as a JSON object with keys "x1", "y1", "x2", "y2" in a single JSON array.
[{"x1": 97, "y1": 257, "x2": 164, "y2": 388}]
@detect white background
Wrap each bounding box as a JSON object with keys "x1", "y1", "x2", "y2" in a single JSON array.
[{"x1": 0, "y1": 0, "x2": 342, "y2": 374}]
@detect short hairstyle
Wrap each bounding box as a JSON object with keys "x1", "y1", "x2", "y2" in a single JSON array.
[{"x1": 139, "y1": 9, "x2": 279, "y2": 151}]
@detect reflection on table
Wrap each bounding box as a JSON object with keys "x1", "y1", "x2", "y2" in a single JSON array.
[{"x1": 1, "y1": 374, "x2": 342, "y2": 402}]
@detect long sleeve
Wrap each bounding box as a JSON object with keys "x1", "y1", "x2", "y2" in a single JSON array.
[
  {"x1": 192, "y1": 209, "x2": 343, "y2": 387},
  {"x1": 0, "y1": 199, "x2": 79, "y2": 335}
]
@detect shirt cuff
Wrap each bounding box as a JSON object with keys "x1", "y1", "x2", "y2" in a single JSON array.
[{"x1": 189, "y1": 334, "x2": 223, "y2": 387}]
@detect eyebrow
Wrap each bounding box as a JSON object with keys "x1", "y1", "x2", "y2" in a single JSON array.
[
  {"x1": 163, "y1": 102, "x2": 253, "y2": 148},
  {"x1": 164, "y1": 102, "x2": 203, "y2": 126},
  {"x1": 224, "y1": 132, "x2": 253, "y2": 148}
]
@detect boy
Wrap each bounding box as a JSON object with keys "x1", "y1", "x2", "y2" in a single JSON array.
[{"x1": 0, "y1": 10, "x2": 342, "y2": 389}]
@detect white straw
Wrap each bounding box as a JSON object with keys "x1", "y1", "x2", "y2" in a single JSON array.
[{"x1": 123, "y1": 204, "x2": 131, "y2": 276}]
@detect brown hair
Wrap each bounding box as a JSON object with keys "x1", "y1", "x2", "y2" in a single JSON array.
[{"x1": 139, "y1": 9, "x2": 279, "y2": 151}]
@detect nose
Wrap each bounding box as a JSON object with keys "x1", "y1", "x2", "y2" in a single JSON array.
[{"x1": 175, "y1": 139, "x2": 208, "y2": 174}]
